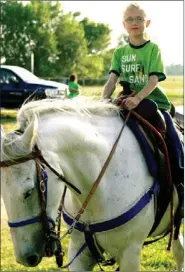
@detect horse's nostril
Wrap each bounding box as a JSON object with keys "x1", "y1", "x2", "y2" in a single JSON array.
[{"x1": 26, "y1": 254, "x2": 39, "y2": 266}]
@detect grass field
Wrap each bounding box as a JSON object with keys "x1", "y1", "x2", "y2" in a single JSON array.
[
  {"x1": 1, "y1": 76, "x2": 183, "y2": 271},
  {"x1": 1, "y1": 76, "x2": 183, "y2": 133},
  {"x1": 0, "y1": 219, "x2": 177, "y2": 271},
  {"x1": 81, "y1": 76, "x2": 184, "y2": 106}
]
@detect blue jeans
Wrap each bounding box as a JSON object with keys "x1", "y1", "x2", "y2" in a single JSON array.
[{"x1": 161, "y1": 111, "x2": 184, "y2": 184}]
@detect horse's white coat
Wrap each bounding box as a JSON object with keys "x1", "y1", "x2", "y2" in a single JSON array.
[{"x1": 1, "y1": 98, "x2": 183, "y2": 271}]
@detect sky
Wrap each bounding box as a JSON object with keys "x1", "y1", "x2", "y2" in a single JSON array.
[{"x1": 61, "y1": 1, "x2": 183, "y2": 65}]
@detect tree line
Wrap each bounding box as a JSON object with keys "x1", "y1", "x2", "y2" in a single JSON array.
[
  {"x1": 1, "y1": 1, "x2": 182, "y2": 80},
  {"x1": 1, "y1": 1, "x2": 114, "y2": 78}
]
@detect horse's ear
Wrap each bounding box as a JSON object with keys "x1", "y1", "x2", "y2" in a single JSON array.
[
  {"x1": 1, "y1": 125, "x2": 5, "y2": 138},
  {"x1": 19, "y1": 114, "x2": 39, "y2": 152}
]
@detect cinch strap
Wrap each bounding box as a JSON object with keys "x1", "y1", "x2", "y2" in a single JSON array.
[
  {"x1": 62, "y1": 181, "x2": 159, "y2": 268},
  {"x1": 63, "y1": 181, "x2": 159, "y2": 233}
]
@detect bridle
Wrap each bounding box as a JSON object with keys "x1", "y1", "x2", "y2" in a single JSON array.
[{"x1": 0, "y1": 146, "x2": 81, "y2": 267}]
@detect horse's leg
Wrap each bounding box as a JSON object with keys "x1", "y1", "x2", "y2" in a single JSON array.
[
  {"x1": 119, "y1": 243, "x2": 141, "y2": 271},
  {"x1": 68, "y1": 239, "x2": 96, "y2": 271},
  {"x1": 172, "y1": 232, "x2": 184, "y2": 271}
]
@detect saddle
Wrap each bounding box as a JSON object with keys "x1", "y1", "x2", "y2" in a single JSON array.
[{"x1": 116, "y1": 92, "x2": 183, "y2": 238}]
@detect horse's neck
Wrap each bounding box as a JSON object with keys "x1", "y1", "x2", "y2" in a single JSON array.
[{"x1": 38, "y1": 113, "x2": 154, "y2": 222}]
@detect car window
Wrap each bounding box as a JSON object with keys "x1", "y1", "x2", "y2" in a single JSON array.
[
  {"x1": 0, "y1": 69, "x2": 19, "y2": 84},
  {"x1": 13, "y1": 67, "x2": 39, "y2": 81}
]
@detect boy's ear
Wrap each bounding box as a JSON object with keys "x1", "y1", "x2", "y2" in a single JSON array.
[
  {"x1": 146, "y1": 19, "x2": 151, "y2": 27},
  {"x1": 122, "y1": 21, "x2": 126, "y2": 29}
]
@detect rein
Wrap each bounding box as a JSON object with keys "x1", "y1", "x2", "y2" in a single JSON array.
[
  {"x1": 131, "y1": 110, "x2": 174, "y2": 251},
  {"x1": 60, "y1": 111, "x2": 132, "y2": 239},
  {"x1": 0, "y1": 149, "x2": 81, "y2": 195},
  {"x1": 0, "y1": 150, "x2": 42, "y2": 167}
]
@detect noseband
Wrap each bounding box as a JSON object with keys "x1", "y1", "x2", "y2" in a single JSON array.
[{"x1": 0, "y1": 146, "x2": 81, "y2": 267}]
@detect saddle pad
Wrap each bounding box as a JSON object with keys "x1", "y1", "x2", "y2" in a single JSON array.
[
  {"x1": 122, "y1": 112, "x2": 158, "y2": 178},
  {"x1": 120, "y1": 111, "x2": 171, "y2": 236}
]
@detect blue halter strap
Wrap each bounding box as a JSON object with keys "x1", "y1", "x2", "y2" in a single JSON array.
[{"x1": 61, "y1": 180, "x2": 159, "y2": 268}]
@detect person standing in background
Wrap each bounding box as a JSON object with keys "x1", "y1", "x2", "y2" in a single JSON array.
[{"x1": 68, "y1": 73, "x2": 80, "y2": 99}]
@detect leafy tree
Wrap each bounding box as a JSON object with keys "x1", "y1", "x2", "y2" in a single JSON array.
[
  {"x1": 1, "y1": 1, "x2": 61, "y2": 77},
  {"x1": 1, "y1": 1, "x2": 34, "y2": 68},
  {"x1": 25, "y1": 1, "x2": 61, "y2": 77},
  {"x1": 80, "y1": 55, "x2": 104, "y2": 78},
  {"x1": 54, "y1": 12, "x2": 88, "y2": 77},
  {"x1": 166, "y1": 64, "x2": 183, "y2": 75},
  {"x1": 55, "y1": 14, "x2": 112, "y2": 77},
  {"x1": 117, "y1": 33, "x2": 129, "y2": 47},
  {"x1": 80, "y1": 18, "x2": 111, "y2": 54},
  {"x1": 101, "y1": 48, "x2": 115, "y2": 76},
  {"x1": 0, "y1": 1, "x2": 113, "y2": 78}
]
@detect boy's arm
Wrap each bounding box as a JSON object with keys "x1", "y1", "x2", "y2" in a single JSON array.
[
  {"x1": 124, "y1": 75, "x2": 158, "y2": 110},
  {"x1": 101, "y1": 73, "x2": 118, "y2": 100},
  {"x1": 135, "y1": 75, "x2": 158, "y2": 101}
]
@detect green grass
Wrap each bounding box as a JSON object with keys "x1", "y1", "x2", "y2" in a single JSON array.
[
  {"x1": 1, "y1": 221, "x2": 177, "y2": 271},
  {"x1": 1, "y1": 223, "x2": 70, "y2": 271},
  {"x1": 1, "y1": 76, "x2": 183, "y2": 270},
  {"x1": 81, "y1": 76, "x2": 183, "y2": 106},
  {"x1": 1, "y1": 76, "x2": 183, "y2": 133},
  {"x1": 1, "y1": 109, "x2": 18, "y2": 132}
]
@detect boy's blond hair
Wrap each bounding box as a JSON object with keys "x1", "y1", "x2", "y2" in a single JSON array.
[
  {"x1": 123, "y1": 2, "x2": 147, "y2": 19},
  {"x1": 123, "y1": 2, "x2": 149, "y2": 40}
]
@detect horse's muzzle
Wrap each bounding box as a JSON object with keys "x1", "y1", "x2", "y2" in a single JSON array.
[
  {"x1": 17, "y1": 252, "x2": 42, "y2": 267},
  {"x1": 26, "y1": 254, "x2": 41, "y2": 267}
]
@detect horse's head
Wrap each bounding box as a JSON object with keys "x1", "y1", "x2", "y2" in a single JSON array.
[
  {"x1": 1, "y1": 119, "x2": 45, "y2": 266},
  {"x1": 1, "y1": 117, "x2": 64, "y2": 267}
]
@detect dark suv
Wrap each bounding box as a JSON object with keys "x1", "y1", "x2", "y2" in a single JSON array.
[{"x1": 0, "y1": 65, "x2": 68, "y2": 108}]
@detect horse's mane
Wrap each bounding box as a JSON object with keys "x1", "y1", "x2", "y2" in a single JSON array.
[
  {"x1": 2, "y1": 98, "x2": 119, "y2": 160},
  {"x1": 17, "y1": 97, "x2": 119, "y2": 131}
]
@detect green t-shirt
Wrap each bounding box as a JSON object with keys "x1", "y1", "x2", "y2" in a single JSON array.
[
  {"x1": 110, "y1": 40, "x2": 171, "y2": 110},
  {"x1": 68, "y1": 81, "x2": 79, "y2": 98}
]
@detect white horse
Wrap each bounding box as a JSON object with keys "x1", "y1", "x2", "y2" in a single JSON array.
[{"x1": 1, "y1": 98, "x2": 183, "y2": 271}]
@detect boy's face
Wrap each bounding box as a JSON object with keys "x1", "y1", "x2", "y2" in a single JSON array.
[{"x1": 123, "y1": 7, "x2": 150, "y2": 38}]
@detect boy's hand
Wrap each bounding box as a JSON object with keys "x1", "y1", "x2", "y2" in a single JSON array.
[{"x1": 123, "y1": 96, "x2": 142, "y2": 110}]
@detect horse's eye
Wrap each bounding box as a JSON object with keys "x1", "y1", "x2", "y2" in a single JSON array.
[{"x1": 24, "y1": 189, "x2": 34, "y2": 200}]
